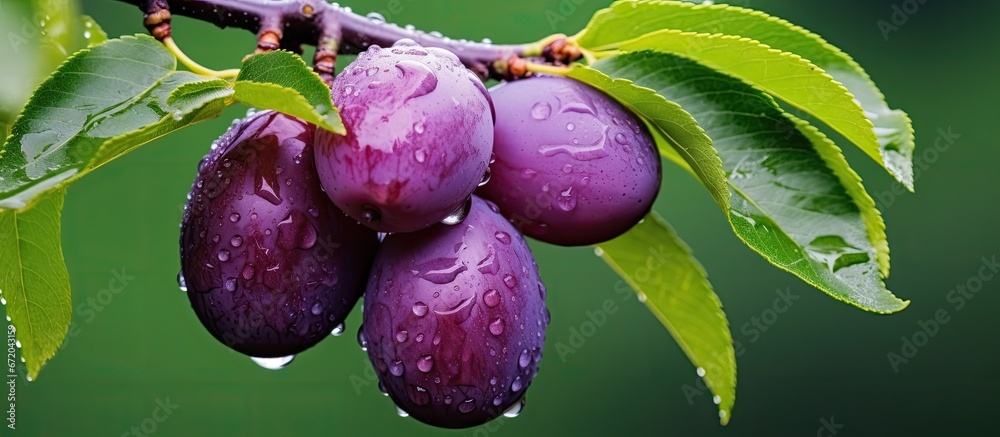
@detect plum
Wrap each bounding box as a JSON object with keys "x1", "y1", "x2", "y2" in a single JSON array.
[
  {"x1": 180, "y1": 111, "x2": 379, "y2": 361},
  {"x1": 314, "y1": 39, "x2": 494, "y2": 233},
  {"x1": 477, "y1": 76, "x2": 661, "y2": 246},
  {"x1": 361, "y1": 196, "x2": 549, "y2": 428}
]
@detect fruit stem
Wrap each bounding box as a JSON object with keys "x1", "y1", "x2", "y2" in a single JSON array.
[
  {"x1": 524, "y1": 62, "x2": 570, "y2": 76},
  {"x1": 163, "y1": 37, "x2": 240, "y2": 79},
  {"x1": 116, "y1": 0, "x2": 535, "y2": 80}
]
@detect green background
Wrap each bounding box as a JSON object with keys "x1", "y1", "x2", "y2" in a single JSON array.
[{"x1": 5, "y1": 0, "x2": 998, "y2": 435}]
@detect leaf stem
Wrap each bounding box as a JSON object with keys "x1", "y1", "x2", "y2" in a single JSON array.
[{"x1": 162, "y1": 37, "x2": 240, "y2": 79}]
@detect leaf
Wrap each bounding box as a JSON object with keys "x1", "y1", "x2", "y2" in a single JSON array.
[
  {"x1": 0, "y1": 0, "x2": 105, "y2": 120},
  {"x1": 234, "y1": 51, "x2": 344, "y2": 134},
  {"x1": 81, "y1": 15, "x2": 108, "y2": 46},
  {"x1": 597, "y1": 213, "x2": 736, "y2": 424},
  {"x1": 566, "y1": 65, "x2": 729, "y2": 209},
  {"x1": 591, "y1": 51, "x2": 907, "y2": 313},
  {"x1": 575, "y1": 0, "x2": 915, "y2": 190},
  {"x1": 0, "y1": 188, "x2": 71, "y2": 380},
  {"x1": 788, "y1": 114, "x2": 889, "y2": 277},
  {"x1": 0, "y1": 35, "x2": 230, "y2": 210}
]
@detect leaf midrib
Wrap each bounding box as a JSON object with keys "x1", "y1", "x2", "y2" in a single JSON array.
[{"x1": 12, "y1": 207, "x2": 34, "y2": 358}]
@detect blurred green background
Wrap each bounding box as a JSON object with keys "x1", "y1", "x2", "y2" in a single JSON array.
[{"x1": 3, "y1": 0, "x2": 997, "y2": 435}]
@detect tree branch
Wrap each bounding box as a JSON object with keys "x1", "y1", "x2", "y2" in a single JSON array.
[{"x1": 115, "y1": 0, "x2": 530, "y2": 80}]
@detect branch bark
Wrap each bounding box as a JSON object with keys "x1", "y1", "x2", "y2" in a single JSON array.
[{"x1": 115, "y1": 0, "x2": 528, "y2": 80}]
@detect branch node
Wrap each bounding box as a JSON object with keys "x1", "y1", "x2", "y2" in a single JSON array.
[
  {"x1": 255, "y1": 30, "x2": 282, "y2": 54},
  {"x1": 543, "y1": 37, "x2": 583, "y2": 65},
  {"x1": 143, "y1": 9, "x2": 172, "y2": 40},
  {"x1": 313, "y1": 37, "x2": 338, "y2": 86}
]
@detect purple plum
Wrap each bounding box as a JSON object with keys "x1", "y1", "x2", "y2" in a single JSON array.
[
  {"x1": 361, "y1": 196, "x2": 549, "y2": 428},
  {"x1": 180, "y1": 111, "x2": 378, "y2": 360},
  {"x1": 477, "y1": 76, "x2": 661, "y2": 246},
  {"x1": 314, "y1": 39, "x2": 494, "y2": 233}
]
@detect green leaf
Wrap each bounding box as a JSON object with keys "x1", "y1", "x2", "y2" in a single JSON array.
[
  {"x1": 566, "y1": 65, "x2": 729, "y2": 209},
  {"x1": 788, "y1": 114, "x2": 890, "y2": 277},
  {"x1": 80, "y1": 15, "x2": 108, "y2": 47},
  {"x1": 592, "y1": 51, "x2": 907, "y2": 313},
  {"x1": 0, "y1": 35, "x2": 230, "y2": 209},
  {"x1": 234, "y1": 51, "x2": 344, "y2": 134},
  {"x1": 575, "y1": 0, "x2": 915, "y2": 190},
  {"x1": 597, "y1": 213, "x2": 736, "y2": 424},
  {"x1": 1, "y1": 0, "x2": 105, "y2": 120},
  {"x1": 0, "y1": 188, "x2": 71, "y2": 380}
]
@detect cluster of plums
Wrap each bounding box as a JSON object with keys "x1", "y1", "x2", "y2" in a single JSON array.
[{"x1": 179, "y1": 40, "x2": 660, "y2": 428}]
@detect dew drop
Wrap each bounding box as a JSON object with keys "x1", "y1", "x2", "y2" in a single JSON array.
[
  {"x1": 409, "y1": 385, "x2": 430, "y2": 406},
  {"x1": 415, "y1": 333, "x2": 425, "y2": 342},
  {"x1": 218, "y1": 250, "x2": 230, "y2": 262},
  {"x1": 417, "y1": 355, "x2": 434, "y2": 372},
  {"x1": 311, "y1": 302, "x2": 323, "y2": 315},
  {"x1": 489, "y1": 318, "x2": 505, "y2": 336},
  {"x1": 557, "y1": 187, "x2": 578, "y2": 211},
  {"x1": 229, "y1": 213, "x2": 241, "y2": 223},
  {"x1": 441, "y1": 197, "x2": 472, "y2": 225},
  {"x1": 530, "y1": 102, "x2": 552, "y2": 120},
  {"x1": 615, "y1": 133, "x2": 629, "y2": 145},
  {"x1": 177, "y1": 272, "x2": 188, "y2": 292},
  {"x1": 521, "y1": 168, "x2": 538, "y2": 179},
  {"x1": 389, "y1": 360, "x2": 405, "y2": 376},
  {"x1": 396, "y1": 330, "x2": 409, "y2": 342},
  {"x1": 500, "y1": 397, "x2": 525, "y2": 419},
  {"x1": 412, "y1": 302, "x2": 428, "y2": 317},
  {"x1": 697, "y1": 367, "x2": 706, "y2": 377},
  {"x1": 330, "y1": 323, "x2": 345, "y2": 336},
  {"x1": 495, "y1": 231, "x2": 511, "y2": 245},
  {"x1": 459, "y1": 399, "x2": 476, "y2": 413},
  {"x1": 414, "y1": 147, "x2": 428, "y2": 163},
  {"x1": 518, "y1": 349, "x2": 531, "y2": 368},
  {"x1": 566, "y1": 122, "x2": 576, "y2": 131},
  {"x1": 362, "y1": 205, "x2": 381, "y2": 223},
  {"x1": 484, "y1": 289, "x2": 501, "y2": 308},
  {"x1": 395, "y1": 405, "x2": 409, "y2": 417},
  {"x1": 713, "y1": 395, "x2": 722, "y2": 405},
  {"x1": 242, "y1": 265, "x2": 256, "y2": 280},
  {"x1": 224, "y1": 278, "x2": 237, "y2": 292},
  {"x1": 503, "y1": 274, "x2": 518, "y2": 289},
  {"x1": 251, "y1": 355, "x2": 295, "y2": 370},
  {"x1": 511, "y1": 376, "x2": 524, "y2": 392},
  {"x1": 357, "y1": 329, "x2": 368, "y2": 351},
  {"x1": 230, "y1": 236, "x2": 243, "y2": 248}
]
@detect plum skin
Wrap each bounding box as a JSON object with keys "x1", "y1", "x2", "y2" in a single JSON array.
[
  {"x1": 180, "y1": 111, "x2": 379, "y2": 358},
  {"x1": 477, "y1": 76, "x2": 662, "y2": 246},
  {"x1": 362, "y1": 196, "x2": 549, "y2": 429},
  {"x1": 314, "y1": 40, "x2": 494, "y2": 233}
]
